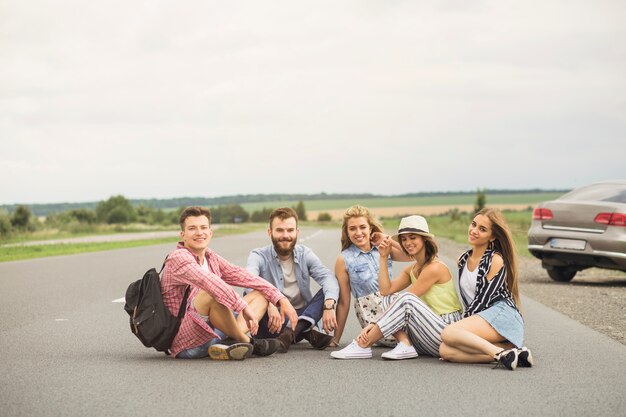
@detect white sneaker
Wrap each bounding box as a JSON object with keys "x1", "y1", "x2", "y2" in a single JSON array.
[
  {"x1": 330, "y1": 340, "x2": 372, "y2": 359},
  {"x1": 381, "y1": 342, "x2": 418, "y2": 360}
]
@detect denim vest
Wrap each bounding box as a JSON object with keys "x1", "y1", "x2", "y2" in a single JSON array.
[{"x1": 341, "y1": 244, "x2": 393, "y2": 298}]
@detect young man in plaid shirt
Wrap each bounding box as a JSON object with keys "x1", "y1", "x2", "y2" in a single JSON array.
[{"x1": 161, "y1": 206, "x2": 298, "y2": 359}]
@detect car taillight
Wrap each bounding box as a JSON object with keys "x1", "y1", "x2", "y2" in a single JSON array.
[
  {"x1": 595, "y1": 213, "x2": 626, "y2": 227},
  {"x1": 533, "y1": 208, "x2": 553, "y2": 220}
]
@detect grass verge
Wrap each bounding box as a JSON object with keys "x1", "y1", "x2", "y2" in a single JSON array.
[
  {"x1": 0, "y1": 238, "x2": 176, "y2": 263},
  {"x1": 0, "y1": 224, "x2": 264, "y2": 263}
]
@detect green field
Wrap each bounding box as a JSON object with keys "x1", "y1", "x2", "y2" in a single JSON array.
[{"x1": 240, "y1": 193, "x2": 563, "y2": 212}]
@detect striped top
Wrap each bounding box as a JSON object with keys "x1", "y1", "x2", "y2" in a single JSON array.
[{"x1": 456, "y1": 249, "x2": 517, "y2": 317}]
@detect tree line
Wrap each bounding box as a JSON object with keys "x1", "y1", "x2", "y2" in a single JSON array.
[
  {"x1": 0, "y1": 189, "x2": 568, "y2": 217},
  {"x1": 0, "y1": 189, "x2": 491, "y2": 240},
  {"x1": 0, "y1": 195, "x2": 315, "y2": 239}
]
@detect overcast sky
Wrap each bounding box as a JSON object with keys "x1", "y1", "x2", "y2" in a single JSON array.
[{"x1": 1, "y1": 1, "x2": 625, "y2": 205}]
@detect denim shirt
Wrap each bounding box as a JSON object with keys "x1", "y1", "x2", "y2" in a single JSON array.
[
  {"x1": 341, "y1": 244, "x2": 393, "y2": 298},
  {"x1": 246, "y1": 244, "x2": 339, "y2": 303}
]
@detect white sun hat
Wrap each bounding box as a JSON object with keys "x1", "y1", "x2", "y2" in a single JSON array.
[{"x1": 391, "y1": 215, "x2": 434, "y2": 241}]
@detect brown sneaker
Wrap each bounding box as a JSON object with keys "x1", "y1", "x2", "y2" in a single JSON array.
[
  {"x1": 251, "y1": 337, "x2": 281, "y2": 357},
  {"x1": 302, "y1": 328, "x2": 334, "y2": 350},
  {"x1": 277, "y1": 327, "x2": 294, "y2": 353}
]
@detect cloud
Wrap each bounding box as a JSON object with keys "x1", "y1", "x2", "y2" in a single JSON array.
[{"x1": 1, "y1": 1, "x2": 625, "y2": 204}]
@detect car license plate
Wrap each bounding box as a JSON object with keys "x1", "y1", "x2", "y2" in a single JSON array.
[{"x1": 549, "y1": 238, "x2": 586, "y2": 250}]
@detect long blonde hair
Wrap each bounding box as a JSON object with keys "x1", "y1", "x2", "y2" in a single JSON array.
[
  {"x1": 340, "y1": 205, "x2": 384, "y2": 251},
  {"x1": 476, "y1": 208, "x2": 520, "y2": 308}
]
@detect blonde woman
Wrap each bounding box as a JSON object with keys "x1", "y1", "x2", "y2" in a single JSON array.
[
  {"x1": 439, "y1": 208, "x2": 533, "y2": 370},
  {"x1": 332, "y1": 215, "x2": 462, "y2": 359},
  {"x1": 332, "y1": 205, "x2": 410, "y2": 347}
]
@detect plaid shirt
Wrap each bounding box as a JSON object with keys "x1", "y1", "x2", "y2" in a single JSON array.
[{"x1": 161, "y1": 242, "x2": 284, "y2": 357}]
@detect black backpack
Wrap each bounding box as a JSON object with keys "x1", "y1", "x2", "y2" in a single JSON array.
[{"x1": 124, "y1": 259, "x2": 190, "y2": 355}]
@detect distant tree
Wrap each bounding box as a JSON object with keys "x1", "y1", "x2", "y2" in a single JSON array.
[
  {"x1": 151, "y1": 208, "x2": 168, "y2": 224},
  {"x1": 106, "y1": 206, "x2": 132, "y2": 224},
  {"x1": 294, "y1": 201, "x2": 307, "y2": 221},
  {"x1": 136, "y1": 204, "x2": 169, "y2": 225},
  {"x1": 447, "y1": 208, "x2": 461, "y2": 222},
  {"x1": 251, "y1": 207, "x2": 273, "y2": 223},
  {"x1": 0, "y1": 210, "x2": 12, "y2": 238},
  {"x1": 170, "y1": 206, "x2": 186, "y2": 226},
  {"x1": 211, "y1": 204, "x2": 249, "y2": 224},
  {"x1": 474, "y1": 188, "x2": 487, "y2": 214},
  {"x1": 317, "y1": 212, "x2": 332, "y2": 222},
  {"x1": 67, "y1": 208, "x2": 97, "y2": 224},
  {"x1": 11, "y1": 205, "x2": 33, "y2": 230},
  {"x1": 96, "y1": 195, "x2": 136, "y2": 224}
]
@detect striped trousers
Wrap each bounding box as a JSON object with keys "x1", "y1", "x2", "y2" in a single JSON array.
[{"x1": 377, "y1": 292, "x2": 462, "y2": 357}]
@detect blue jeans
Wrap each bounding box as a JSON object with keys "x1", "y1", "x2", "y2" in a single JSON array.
[
  {"x1": 255, "y1": 289, "x2": 325, "y2": 342},
  {"x1": 176, "y1": 328, "x2": 226, "y2": 359}
]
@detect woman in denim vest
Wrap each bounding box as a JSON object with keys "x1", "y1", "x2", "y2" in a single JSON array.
[{"x1": 333, "y1": 205, "x2": 411, "y2": 346}]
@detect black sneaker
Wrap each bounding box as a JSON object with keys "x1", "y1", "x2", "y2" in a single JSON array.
[
  {"x1": 251, "y1": 338, "x2": 281, "y2": 357},
  {"x1": 516, "y1": 347, "x2": 534, "y2": 368},
  {"x1": 493, "y1": 348, "x2": 518, "y2": 370}
]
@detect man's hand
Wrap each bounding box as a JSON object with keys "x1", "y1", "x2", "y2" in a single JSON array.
[
  {"x1": 241, "y1": 305, "x2": 259, "y2": 336},
  {"x1": 277, "y1": 297, "x2": 299, "y2": 331},
  {"x1": 322, "y1": 309, "x2": 337, "y2": 334},
  {"x1": 267, "y1": 302, "x2": 283, "y2": 334}
]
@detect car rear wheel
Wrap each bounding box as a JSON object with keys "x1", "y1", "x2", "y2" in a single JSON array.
[{"x1": 546, "y1": 266, "x2": 577, "y2": 282}]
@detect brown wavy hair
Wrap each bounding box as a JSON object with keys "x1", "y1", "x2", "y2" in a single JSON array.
[
  {"x1": 179, "y1": 206, "x2": 212, "y2": 230},
  {"x1": 476, "y1": 208, "x2": 520, "y2": 308},
  {"x1": 269, "y1": 207, "x2": 298, "y2": 228}
]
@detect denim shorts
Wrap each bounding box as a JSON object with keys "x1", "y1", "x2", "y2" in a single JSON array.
[
  {"x1": 176, "y1": 339, "x2": 217, "y2": 359},
  {"x1": 176, "y1": 301, "x2": 226, "y2": 359},
  {"x1": 476, "y1": 301, "x2": 524, "y2": 348}
]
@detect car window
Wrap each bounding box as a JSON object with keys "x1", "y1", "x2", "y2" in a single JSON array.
[{"x1": 560, "y1": 184, "x2": 626, "y2": 203}]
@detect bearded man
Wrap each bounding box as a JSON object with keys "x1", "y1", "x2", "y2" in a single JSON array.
[{"x1": 245, "y1": 207, "x2": 339, "y2": 351}]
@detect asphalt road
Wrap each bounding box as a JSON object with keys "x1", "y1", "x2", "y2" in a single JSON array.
[{"x1": 1, "y1": 228, "x2": 625, "y2": 417}]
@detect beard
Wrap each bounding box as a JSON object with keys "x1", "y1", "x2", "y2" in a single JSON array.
[{"x1": 271, "y1": 235, "x2": 297, "y2": 257}]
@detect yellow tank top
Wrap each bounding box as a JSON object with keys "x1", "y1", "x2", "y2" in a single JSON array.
[{"x1": 409, "y1": 261, "x2": 462, "y2": 316}]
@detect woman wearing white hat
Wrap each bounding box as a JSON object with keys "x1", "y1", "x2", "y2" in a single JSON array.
[{"x1": 331, "y1": 215, "x2": 463, "y2": 359}]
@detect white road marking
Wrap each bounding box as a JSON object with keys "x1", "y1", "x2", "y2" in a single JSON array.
[
  {"x1": 112, "y1": 297, "x2": 125, "y2": 303},
  {"x1": 300, "y1": 230, "x2": 322, "y2": 243},
  {"x1": 54, "y1": 318, "x2": 68, "y2": 322}
]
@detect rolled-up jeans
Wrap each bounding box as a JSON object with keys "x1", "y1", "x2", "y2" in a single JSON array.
[{"x1": 255, "y1": 288, "x2": 325, "y2": 342}]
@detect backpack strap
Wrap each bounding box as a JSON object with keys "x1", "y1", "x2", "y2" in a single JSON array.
[{"x1": 159, "y1": 255, "x2": 191, "y2": 320}]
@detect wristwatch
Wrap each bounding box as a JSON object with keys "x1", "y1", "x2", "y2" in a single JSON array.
[{"x1": 323, "y1": 299, "x2": 336, "y2": 310}]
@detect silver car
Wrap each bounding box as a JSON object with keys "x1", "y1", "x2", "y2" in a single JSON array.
[{"x1": 528, "y1": 180, "x2": 626, "y2": 282}]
